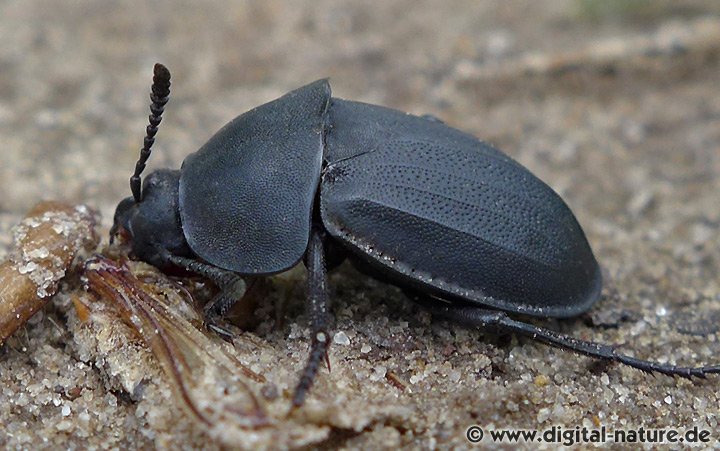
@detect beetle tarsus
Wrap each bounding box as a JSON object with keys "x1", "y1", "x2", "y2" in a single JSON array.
[
  {"x1": 292, "y1": 230, "x2": 331, "y2": 408},
  {"x1": 206, "y1": 322, "x2": 237, "y2": 343},
  {"x1": 417, "y1": 297, "x2": 720, "y2": 380}
]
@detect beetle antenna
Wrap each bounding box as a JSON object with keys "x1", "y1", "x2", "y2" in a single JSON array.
[{"x1": 130, "y1": 63, "x2": 172, "y2": 202}]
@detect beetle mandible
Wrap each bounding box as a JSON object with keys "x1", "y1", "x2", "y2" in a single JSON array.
[{"x1": 111, "y1": 64, "x2": 719, "y2": 407}]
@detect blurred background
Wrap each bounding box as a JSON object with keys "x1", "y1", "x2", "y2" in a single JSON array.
[
  {"x1": 0, "y1": 1, "x2": 718, "y2": 228},
  {"x1": 0, "y1": 0, "x2": 719, "y2": 448}
]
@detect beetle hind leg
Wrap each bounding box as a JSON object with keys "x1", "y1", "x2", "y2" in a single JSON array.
[{"x1": 415, "y1": 296, "x2": 720, "y2": 379}]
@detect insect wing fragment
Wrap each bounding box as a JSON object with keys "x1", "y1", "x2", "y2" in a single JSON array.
[{"x1": 84, "y1": 256, "x2": 268, "y2": 429}]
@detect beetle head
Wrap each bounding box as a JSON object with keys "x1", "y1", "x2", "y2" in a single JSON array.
[{"x1": 111, "y1": 169, "x2": 191, "y2": 268}]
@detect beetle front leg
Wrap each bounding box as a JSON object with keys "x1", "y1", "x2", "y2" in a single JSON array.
[
  {"x1": 416, "y1": 297, "x2": 720, "y2": 379},
  {"x1": 292, "y1": 229, "x2": 332, "y2": 408},
  {"x1": 156, "y1": 249, "x2": 246, "y2": 340}
]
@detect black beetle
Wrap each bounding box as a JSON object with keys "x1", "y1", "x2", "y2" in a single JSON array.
[{"x1": 112, "y1": 64, "x2": 718, "y2": 407}]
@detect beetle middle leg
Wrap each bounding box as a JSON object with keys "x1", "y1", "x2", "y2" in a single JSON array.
[
  {"x1": 157, "y1": 249, "x2": 246, "y2": 340},
  {"x1": 292, "y1": 228, "x2": 332, "y2": 408},
  {"x1": 414, "y1": 295, "x2": 720, "y2": 379}
]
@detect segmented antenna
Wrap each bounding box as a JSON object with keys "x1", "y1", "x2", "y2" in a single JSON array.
[{"x1": 130, "y1": 63, "x2": 172, "y2": 202}]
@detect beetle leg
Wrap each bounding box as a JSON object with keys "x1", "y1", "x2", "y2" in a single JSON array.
[
  {"x1": 292, "y1": 229, "x2": 332, "y2": 408},
  {"x1": 156, "y1": 250, "x2": 245, "y2": 341},
  {"x1": 417, "y1": 298, "x2": 720, "y2": 379}
]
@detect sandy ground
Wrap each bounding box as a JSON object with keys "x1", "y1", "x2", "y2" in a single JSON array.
[{"x1": 1, "y1": 1, "x2": 719, "y2": 449}]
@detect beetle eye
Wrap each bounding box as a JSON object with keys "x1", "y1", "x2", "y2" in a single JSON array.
[
  {"x1": 110, "y1": 224, "x2": 132, "y2": 245},
  {"x1": 111, "y1": 197, "x2": 137, "y2": 243}
]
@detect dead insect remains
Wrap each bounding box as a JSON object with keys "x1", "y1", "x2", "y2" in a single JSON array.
[{"x1": 83, "y1": 255, "x2": 269, "y2": 431}]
